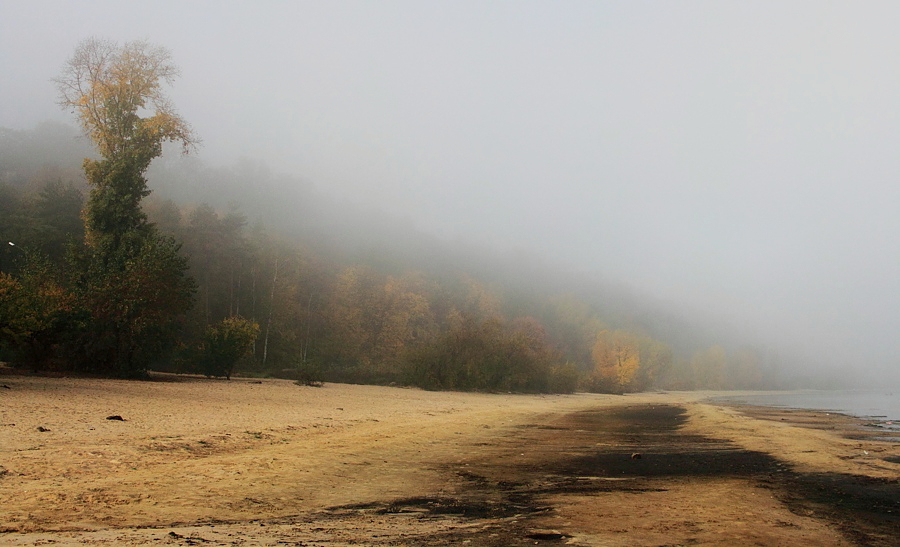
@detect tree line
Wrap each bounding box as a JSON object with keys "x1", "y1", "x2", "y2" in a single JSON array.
[
  {"x1": 0, "y1": 173, "x2": 781, "y2": 391},
  {"x1": 0, "y1": 39, "x2": 782, "y2": 392}
]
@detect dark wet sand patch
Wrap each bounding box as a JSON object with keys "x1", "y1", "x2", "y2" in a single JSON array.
[{"x1": 355, "y1": 404, "x2": 900, "y2": 545}]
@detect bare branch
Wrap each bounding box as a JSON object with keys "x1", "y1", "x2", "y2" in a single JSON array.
[{"x1": 55, "y1": 38, "x2": 198, "y2": 159}]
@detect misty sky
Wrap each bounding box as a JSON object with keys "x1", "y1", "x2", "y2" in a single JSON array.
[{"x1": 2, "y1": 1, "x2": 899, "y2": 382}]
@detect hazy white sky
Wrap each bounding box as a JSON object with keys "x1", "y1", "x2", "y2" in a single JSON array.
[{"x1": 2, "y1": 1, "x2": 900, "y2": 380}]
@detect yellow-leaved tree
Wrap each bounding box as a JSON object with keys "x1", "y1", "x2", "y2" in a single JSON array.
[
  {"x1": 54, "y1": 38, "x2": 198, "y2": 376},
  {"x1": 590, "y1": 329, "x2": 641, "y2": 392},
  {"x1": 55, "y1": 38, "x2": 197, "y2": 253}
]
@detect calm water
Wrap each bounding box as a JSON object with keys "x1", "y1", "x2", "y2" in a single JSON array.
[{"x1": 710, "y1": 390, "x2": 900, "y2": 433}]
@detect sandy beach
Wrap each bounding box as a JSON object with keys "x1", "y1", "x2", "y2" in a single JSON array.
[{"x1": 1, "y1": 372, "x2": 898, "y2": 546}]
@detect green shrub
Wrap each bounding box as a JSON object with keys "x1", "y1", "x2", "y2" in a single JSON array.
[{"x1": 198, "y1": 316, "x2": 259, "y2": 379}]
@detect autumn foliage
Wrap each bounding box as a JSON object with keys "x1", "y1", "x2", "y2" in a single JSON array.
[{"x1": 0, "y1": 39, "x2": 782, "y2": 391}]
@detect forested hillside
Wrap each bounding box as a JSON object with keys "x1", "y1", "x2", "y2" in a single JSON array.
[
  {"x1": 0, "y1": 37, "x2": 781, "y2": 391},
  {"x1": 0, "y1": 120, "x2": 783, "y2": 392}
]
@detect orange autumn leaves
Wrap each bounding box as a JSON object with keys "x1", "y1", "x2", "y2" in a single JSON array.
[{"x1": 588, "y1": 329, "x2": 673, "y2": 393}]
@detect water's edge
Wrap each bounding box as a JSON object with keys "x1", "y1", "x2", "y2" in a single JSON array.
[{"x1": 708, "y1": 390, "x2": 900, "y2": 440}]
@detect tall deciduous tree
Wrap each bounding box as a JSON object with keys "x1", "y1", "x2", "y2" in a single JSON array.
[
  {"x1": 56, "y1": 38, "x2": 196, "y2": 258},
  {"x1": 55, "y1": 38, "x2": 197, "y2": 376}
]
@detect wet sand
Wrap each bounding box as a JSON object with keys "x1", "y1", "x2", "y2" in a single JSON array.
[{"x1": 1, "y1": 373, "x2": 898, "y2": 545}]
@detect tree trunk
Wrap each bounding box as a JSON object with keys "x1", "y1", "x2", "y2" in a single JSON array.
[{"x1": 262, "y1": 257, "x2": 278, "y2": 367}]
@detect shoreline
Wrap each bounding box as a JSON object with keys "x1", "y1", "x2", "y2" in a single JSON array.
[
  {"x1": 719, "y1": 402, "x2": 900, "y2": 443},
  {"x1": 705, "y1": 389, "x2": 900, "y2": 439},
  {"x1": 2, "y1": 376, "x2": 899, "y2": 545}
]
